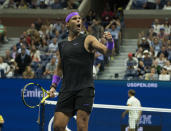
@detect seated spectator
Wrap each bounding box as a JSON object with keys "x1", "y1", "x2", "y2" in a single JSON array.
[
  {"x1": 30, "y1": 45, "x2": 41, "y2": 63},
  {"x1": 163, "y1": 18, "x2": 171, "y2": 35},
  {"x1": 43, "y1": 57, "x2": 56, "y2": 79},
  {"x1": 101, "y1": 2, "x2": 114, "y2": 27},
  {"x1": 0, "y1": 56, "x2": 10, "y2": 78},
  {"x1": 137, "y1": 36, "x2": 150, "y2": 51},
  {"x1": 150, "y1": 37, "x2": 162, "y2": 56},
  {"x1": 15, "y1": 47, "x2": 32, "y2": 75},
  {"x1": 18, "y1": 0, "x2": 28, "y2": 8},
  {"x1": 137, "y1": 60, "x2": 146, "y2": 79},
  {"x1": 135, "y1": 47, "x2": 143, "y2": 60},
  {"x1": 159, "y1": 67, "x2": 170, "y2": 80},
  {"x1": 4, "y1": 49, "x2": 12, "y2": 64},
  {"x1": 145, "y1": 67, "x2": 158, "y2": 80},
  {"x1": 61, "y1": 0, "x2": 78, "y2": 9},
  {"x1": 151, "y1": 19, "x2": 162, "y2": 34},
  {"x1": 39, "y1": 0, "x2": 47, "y2": 9},
  {"x1": 155, "y1": 53, "x2": 167, "y2": 68},
  {"x1": 51, "y1": 0, "x2": 61, "y2": 9},
  {"x1": 124, "y1": 53, "x2": 138, "y2": 80},
  {"x1": 163, "y1": 60, "x2": 171, "y2": 74},
  {"x1": 167, "y1": 44, "x2": 171, "y2": 61},
  {"x1": 84, "y1": 9, "x2": 96, "y2": 27},
  {"x1": 142, "y1": 50, "x2": 153, "y2": 70},
  {"x1": 145, "y1": 0, "x2": 163, "y2": 9},
  {"x1": 5, "y1": 0, "x2": 17, "y2": 8},
  {"x1": 11, "y1": 45, "x2": 18, "y2": 59},
  {"x1": 29, "y1": 0, "x2": 37, "y2": 8},
  {"x1": 132, "y1": 0, "x2": 146, "y2": 9},
  {"x1": 94, "y1": 51, "x2": 104, "y2": 73},
  {"x1": 157, "y1": 46, "x2": 168, "y2": 58},
  {"x1": 6, "y1": 59, "x2": 17, "y2": 78},
  {"x1": 23, "y1": 65, "x2": 35, "y2": 79},
  {"x1": 163, "y1": 1, "x2": 171, "y2": 10},
  {"x1": 48, "y1": 37, "x2": 58, "y2": 53},
  {"x1": 158, "y1": 27, "x2": 167, "y2": 40},
  {"x1": 18, "y1": 44, "x2": 30, "y2": 55},
  {"x1": 0, "y1": 19, "x2": 8, "y2": 43}
]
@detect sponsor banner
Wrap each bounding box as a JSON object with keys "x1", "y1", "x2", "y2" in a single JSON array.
[{"x1": 0, "y1": 79, "x2": 171, "y2": 131}]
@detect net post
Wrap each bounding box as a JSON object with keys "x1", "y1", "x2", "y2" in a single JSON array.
[{"x1": 39, "y1": 103, "x2": 45, "y2": 131}]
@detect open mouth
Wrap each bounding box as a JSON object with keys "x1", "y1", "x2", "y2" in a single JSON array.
[{"x1": 77, "y1": 24, "x2": 81, "y2": 28}]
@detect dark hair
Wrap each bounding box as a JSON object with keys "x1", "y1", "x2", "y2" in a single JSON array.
[{"x1": 128, "y1": 89, "x2": 135, "y2": 96}]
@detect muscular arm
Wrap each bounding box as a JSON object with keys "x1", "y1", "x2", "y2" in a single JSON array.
[
  {"x1": 85, "y1": 34, "x2": 114, "y2": 56},
  {"x1": 51, "y1": 54, "x2": 62, "y2": 87}
]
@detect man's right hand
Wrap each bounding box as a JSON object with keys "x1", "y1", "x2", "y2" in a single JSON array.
[{"x1": 49, "y1": 86, "x2": 56, "y2": 98}]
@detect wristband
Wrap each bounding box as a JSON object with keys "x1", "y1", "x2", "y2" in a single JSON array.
[
  {"x1": 51, "y1": 75, "x2": 61, "y2": 87},
  {"x1": 107, "y1": 40, "x2": 114, "y2": 50}
]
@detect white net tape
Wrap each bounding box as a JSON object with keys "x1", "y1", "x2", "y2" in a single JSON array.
[{"x1": 45, "y1": 100, "x2": 171, "y2": 113}]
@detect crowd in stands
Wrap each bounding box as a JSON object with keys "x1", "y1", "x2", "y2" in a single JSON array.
[
  {"x1": 0, "y1": 1, "x2": 124, "y2": 79},
  {"x1": 0, "y1": 0, "x2": 82, "y2": 9},
  {"x1": 124, "y1": 18, "x2": 171, "y2": 81},
  {"x1": 132, "y1": 0, "x2": 171, "y2": 9}
]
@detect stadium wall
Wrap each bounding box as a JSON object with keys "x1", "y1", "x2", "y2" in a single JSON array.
[{"x1": 0, "y1": 79, "x2": 171, "y2": 131}]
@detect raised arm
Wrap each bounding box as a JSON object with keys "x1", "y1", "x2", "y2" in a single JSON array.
[{"x1": 84, "y1": 32, "x2": 114, "y2": 56}]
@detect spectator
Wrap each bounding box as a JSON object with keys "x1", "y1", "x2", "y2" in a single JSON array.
[
  {"x1": 18, "y1": 44, "x2": 30, "y2": 55},
  {"x1": 48, "y1": 37, "x2": 58, "y2": 53},
  {"x1": 43, "y1": 57, "x2": 56, "y2": 79},
  {"x1": 94, "y1": 51, "x2": 104, "y2": 73},
  {"x1": 51, "y1": 0, "x2": 61, "y2": 9},
  {"x1": 145, "y1": 67, "x2": 158, "y2": 80},
  {"x1": 29, "y1": 0, "x2": 37, "y2": 8},
  {"x1": 30, "y1": 45, "x2": 41, "y2": 63},
  {"x1": 39, "y1": 0, "x2": 47, "y2": 8},
  {"x1": 158, "y1": 27, "x2": 167, "y2": 40},
  {"x1": 137, "y1": 36, "x2": 150, "y2": 51},
  {"x1": 163, "y1": 60, "x2": 171, "y2": 74},
  {"x1": 6, "y1": 59, "x2": 17, "y2": 78},
  {"x1": 167, "y1": 44, "x2": 171, "y2": 61},
  {"x1": 163, "y1": 1, "x2": 171, "y2": 10},
  {"x1": 34, "y1": 18, "x2": 43, "y2": 31},
  {"x1": 23, "y1": 65, "x2": 35, "y2": 79},
  {"x1": 18, "y1": 0, "x2": 28, "y2": 8},
  {"x1": 4, "y1": 49, "x2": 12, "y2": 64},
  {"x1": 157, "y1": 46, "x2": 168, "y2": 58},
  {"x1": 11, "y1": 45, "x2": 18, "y2": 59},
  {"x1": 105, "y1": 19, "x2": 121, "y2": 55},
  {"x1": 155, "y1": 52, "x2": 167, "y2": 68},
  {"x1": 151, "y1": 19, "x2": 162, "y2": 34},
  {"x1": 0, "y1": 19, "x2": 8, "y2": 43},
  {"x1": 142, "y1": 50, "x2": 153, "y2": 70},
  {"x1": 132, "y1": 0, "x2": 146, "y2": 9},
  {"x1": 0, "y1": 56, "x2": 10, "y2": 78},
  {"x1": 137, "y1": 60, "x2": 146, "y2": 79},
  {"x1": 163, "y1": 18, "x2": 171, "y2": 35},
  {"x1": 6, "y1": 0, "x2": 17, "y2": 8},
  {"x1": 15, "y1": 47, "x2": 32, "y2": 75},
  {"x1": 159, "y1": 67, "x2": 170, "y2": 80},
  {"x1": 124, "y1": 53, "x2": 138, "y2": 80},
  {"x1": 150, "y1": 37, "x2": 162, "y2": 56},
  {"x1": 145, "y1": 0, "x2": 163, "y2": 9},
  {"x1": 61, "y1": 0, "x2": 78, "y2": 9},
  {"x1": 135, "y1": 47, "x2": 143, "y2": 60}
]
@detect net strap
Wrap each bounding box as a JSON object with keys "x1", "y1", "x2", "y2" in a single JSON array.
[{"x1": 45, "y1": 100, "x2": 171, "y2": 113}]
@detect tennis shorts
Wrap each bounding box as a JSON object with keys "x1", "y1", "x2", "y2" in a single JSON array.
[
  {"x1": 129, "y1": 117, "x2": 138, "y2": 129},
  {"x1": 55, "y1": 87, "x2": 95, "y2": 116}
]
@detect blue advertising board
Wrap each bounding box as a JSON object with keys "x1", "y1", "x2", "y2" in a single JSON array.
[{"x1": 0, "y1": 79, "x2": 171, "y2": 131}]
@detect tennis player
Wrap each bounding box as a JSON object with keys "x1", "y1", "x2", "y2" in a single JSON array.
[
  {"x1": 122, "y1": 89, "x2": 142, "y2": 131},
  {"x1": 49, "y1": 12, "x2": 114, "y2": 131}
]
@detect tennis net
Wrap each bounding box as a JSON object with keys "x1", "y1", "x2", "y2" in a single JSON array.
[{"x1": 40, "y1": 100, "x2": 171, "y2": 131}]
